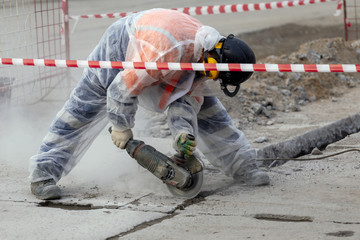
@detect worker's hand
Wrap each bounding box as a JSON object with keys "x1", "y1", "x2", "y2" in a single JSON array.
[
  {"x1": 111, "y1": 127, "x2": 133, "y2": 149},
  {"x1": 174, "y1": 133, "x2": 197, "y2": 159}
]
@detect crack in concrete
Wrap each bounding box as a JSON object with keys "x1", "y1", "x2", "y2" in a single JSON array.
[
  {"x1": 33, "y1": 182, "x2": 235, "y2": 238},
  {"x1": 105, "y1": 182, "x2": 236, "y2": 239},
  {"x1": 123, "y1": 193, "x2": 153, "y2": 206},
  {"x1": 105, "y1": 213, "x2": 178, "y2": 240},
  {"x1": 325, "y1": 231, "x2": 354, "y2": 237},
  {"x1": 0, "y1": 199, "x2": 38, "y2": 204},
  {"x1": 37, "y1": 201, "x2": 120, "y2": 210},
  {"x1": 253, "y1": 213, "x2": 314, "y2": 222},
  {"x1": 36, "y1": 193, "x2": 154, "y2": 211},
  {"x1": 197, "y1": 212, "x2": 235, "y2": 217},
  {"x1": 333, "y1": 221, "x2": 360, "y2": 225}
]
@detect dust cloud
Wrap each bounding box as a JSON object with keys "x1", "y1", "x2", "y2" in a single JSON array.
[{"x1": 0, "y1": 96, "x2": 170, "y2": 195}]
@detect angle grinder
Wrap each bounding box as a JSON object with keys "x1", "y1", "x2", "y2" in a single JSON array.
[{"x1": 109, "y1": 128, "x2": 203, "y2": 198}]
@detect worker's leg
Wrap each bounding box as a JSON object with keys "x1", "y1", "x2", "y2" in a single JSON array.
[
  {"x1": 29, "y1": 71, "x2": 108, "y2": 184},
  {"x1": 197, "y1": 96, "x2": 269, "y2": 185}
]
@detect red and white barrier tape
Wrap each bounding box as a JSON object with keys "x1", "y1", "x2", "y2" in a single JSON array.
[
  {"x1": 334, "y1": 0, "x2": 343, "y2": 16},
  {"x1": 1, "y1": 58, "x2": 359, "y2": 73},
  {"x1": 68, "y1": 0, "x2": 334, "y2": 19}
]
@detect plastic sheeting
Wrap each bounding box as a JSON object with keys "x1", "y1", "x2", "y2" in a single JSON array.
[{"x1": 29, "y1": 9, "x2": 258, "y2": 183}]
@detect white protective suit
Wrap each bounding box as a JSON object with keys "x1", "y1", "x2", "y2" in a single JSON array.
[{"x1": 29, "y1": 9, "x2": 258, "y2": 183}]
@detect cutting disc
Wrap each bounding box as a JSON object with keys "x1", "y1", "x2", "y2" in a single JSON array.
[{"x1": 166, "y1": 170, "x2": 203, "y2": 199}]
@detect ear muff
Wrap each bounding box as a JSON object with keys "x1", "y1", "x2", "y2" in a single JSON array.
[
  {"x1": 203, "y1": 56, "x2": 219, "y2": 79},
  {"x1": 203, "y1": 41, "x2": 224, "y2": 79}
]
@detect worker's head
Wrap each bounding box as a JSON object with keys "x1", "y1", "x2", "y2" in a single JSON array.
[{"x1": 203, "y1": 34, "x2": 256, "y2": 97}]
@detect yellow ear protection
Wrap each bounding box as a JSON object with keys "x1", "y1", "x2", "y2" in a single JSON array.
[{"x1": 203, "y1": 41, "x2": 224, "y2": 79}]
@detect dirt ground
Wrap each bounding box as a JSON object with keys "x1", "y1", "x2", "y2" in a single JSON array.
[
  {"x1": 238, "y1": 23, "x2": 345, "y2": 59},
  {"x1": 214, "y1": 24, "x2": 359, "y2": 128}
]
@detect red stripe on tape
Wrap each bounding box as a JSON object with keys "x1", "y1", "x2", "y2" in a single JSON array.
[
  {"x1": 207, "y1": 6, "x2": 214, "y2": 14},
  {"x1": 219, "y1": 5, "x2": 226, "y2": 13},
  {"x1": 133, "y1": 62, "x2": 146, "y2": 69},
  {"x1": 110, "y1": 61, "x2": 122, "y2": 69},
  {"x1": 44, "y1": 59, "x2": 56, "y2": 67},
  {"x1": 265, "y1": 3, "x2": 272, "y2": 9},
  {"x1": 195, "y1": 6, "x2": 202, "y2": 15},
  {"x1": 119, "y1": 13, "x2": 127, "y2": 17},
  {"x1": 230, "y1": 4, "x2": 237, "y2": 12},
  {"x1": 299, "y1": 0, "x2": 305, "y2": 5},
  {"x1": 157, "y1": 62, "x2": 170, "y2": 70},
  {"x1": 94, "y1": 14, "x2": 102, "y2": 18},
  {"x1": 253, "y1": 64, "x2": 266, "y2": 71},
  {"x1": 242, "y1": 4, "x2": 249, "y2": 11},
  {"x1": 81, "y1": 15, "x2": 89, "y2": 18},
  {"x1": 88, "y1": 61, "x2": 100, "y2": 68},
  {"x1": 288, "y1": 1, "x2": 294, "y2": 7},
  {"x1": 278, "y1": 64, "x2": 292, "y2": 72},
  {"x1": 107, "y1": 14, "x2": 115, "y2": 18},
  {"x1": 254, "y1": 3, "x2": 261, "y2": 10},
  {"x1": 228, "y1": 63, "x2": 242, "y2": 71},
  {"x1": 2, "y1": 58, "x2": 13, "y2": 64},
  {"x1": 205, "y1": 63, "x2": 218, "y2": 71},
  {"x1": 304, "y1": 64, "x2": 317, "y2": 72},
  {"x1": 183, "y1": 7, "x2": 190, "y2": 15},
  {"x1": 329, "y1": 64, "x2": 343, "y2": 72},
  {"x1": 180, "y1": 63, "x2": 193, "y2": 70},
  {"x1": 356, "y1": 65, "x2": 360, "y2": 72},
  {"x1": 66, "y1": 60, "x2": 78, "y2": 67},
  {"x1": 23, "y1": 59, "x2": 34, "y2": 66},
  {"x1": 277, "y1": 2, "x2": 283, "y2": 8}
]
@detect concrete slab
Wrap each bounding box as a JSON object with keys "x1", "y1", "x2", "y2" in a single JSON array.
[{"x1": 1, "y1": 1, "x2": 355, "y2": 240}]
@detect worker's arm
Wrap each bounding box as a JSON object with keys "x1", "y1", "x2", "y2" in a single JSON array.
[
  {"x1": 167, "y1": 95, "x2": 201, "y2": 156},
  {"x1": 106, "y1": 71, "x2": 138, "y2": 149},
  {"x1": 107, "y1": 71, "x2": 138, "y2": 132},
  {"x1": 83, "y1": 19, "x2": 138, "y2": 132}
]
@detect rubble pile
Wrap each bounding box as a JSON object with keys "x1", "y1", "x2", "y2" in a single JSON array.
[{"x1": 219, "y1": 37, "x2": 360, "y2": 127}]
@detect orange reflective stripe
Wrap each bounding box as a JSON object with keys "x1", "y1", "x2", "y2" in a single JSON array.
[
  {"x1": 122, "y1": 69, "x2": 144, "y2": 95},
  {"x1": 194, "y1": 96, "x2": 204, "y2": 105},
  {"x1": 186, "y1": 92, "x2": 204, "y2": 106},
  {"x1": 158, "y1": 84, "x2": 175, "y2": 110},
  {"x1": 158, "y1": 77, "x2": 181, "y2": 109}
]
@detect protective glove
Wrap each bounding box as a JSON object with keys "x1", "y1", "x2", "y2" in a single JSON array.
[
  {"x1": 174, "y1": 133, "x2": 197, "y2": 159},
  {"x1": 111, "y1": 127, "x2": 133, "y2": 149}
]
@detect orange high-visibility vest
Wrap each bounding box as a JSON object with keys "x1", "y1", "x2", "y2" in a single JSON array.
[{"x1": 122, "y1": 9, "x2": 202, "y2": 110}]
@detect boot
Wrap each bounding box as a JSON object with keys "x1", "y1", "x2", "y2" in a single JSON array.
[
  {"x1": 31, "y1": 179, "x2": 61, "y2": 200},
  {"x1": 234, "y1": 169, "x2": 270, "y2": 186}
]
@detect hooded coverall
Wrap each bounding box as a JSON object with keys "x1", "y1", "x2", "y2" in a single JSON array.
[{"x1": 29, "y1": 9, "x2": 258, "y2": 183}]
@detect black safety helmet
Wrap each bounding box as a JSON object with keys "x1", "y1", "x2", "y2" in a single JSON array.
[{"x1": 217, "y1": 34, "x2": 256, "y2": 97}]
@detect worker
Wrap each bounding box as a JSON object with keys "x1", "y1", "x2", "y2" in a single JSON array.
[{"x1": 29, "y1": 8, "x2": 270, "y2": 200}]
